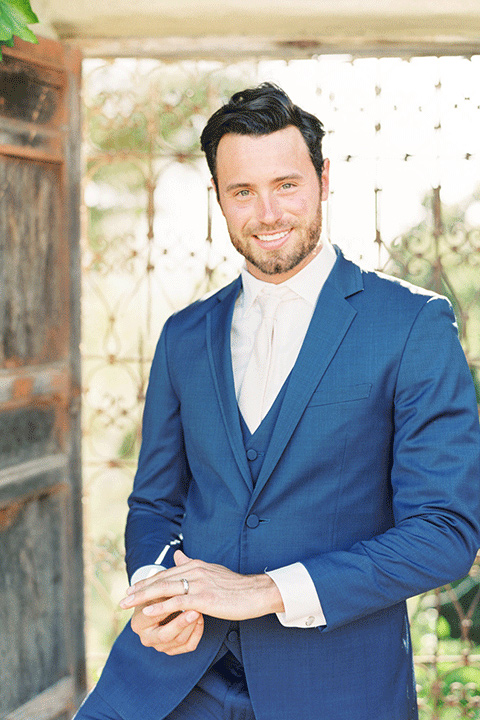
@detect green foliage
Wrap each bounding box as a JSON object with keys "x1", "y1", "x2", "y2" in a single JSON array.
[{"x1": 0, "y1": 0, "x2": 39, "y2": 58}]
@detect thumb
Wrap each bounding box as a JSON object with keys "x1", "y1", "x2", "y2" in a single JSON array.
[{"x1": 174, "y1": 549, "x2": 190, "y2": 566}]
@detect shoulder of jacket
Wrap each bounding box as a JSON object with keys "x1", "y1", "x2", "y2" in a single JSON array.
[
  {"x1": 362, "y1": 266, "x2": 448, "y2": 307},
  {"x1": 166, "y1": 277, "x2": 240, "y2": 327}
]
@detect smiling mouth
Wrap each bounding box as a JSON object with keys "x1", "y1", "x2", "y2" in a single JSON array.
[{"x1": 254, "y1": 229, "x2": 291, "y2": 243}]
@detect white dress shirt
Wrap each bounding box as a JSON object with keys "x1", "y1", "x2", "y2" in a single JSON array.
[
  {"x1": 232, "y1": 241, "x2": 337, "y2": 425},
  {"x1": 132, "y1": 242, "x2": 337, "y2": 628}
]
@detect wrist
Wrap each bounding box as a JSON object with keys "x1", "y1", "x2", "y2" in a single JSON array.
[{"x1": 253, "y1": 573, "x2": 285, "y2": 615}]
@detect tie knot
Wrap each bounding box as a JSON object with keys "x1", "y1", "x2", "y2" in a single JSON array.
[{"x1": 256, "y1": 286, "x2": 293, "y2": 319}]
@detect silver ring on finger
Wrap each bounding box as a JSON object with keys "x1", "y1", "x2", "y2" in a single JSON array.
[{"x1": 181, "y1": 578, "x2": 189, "y2": 595}]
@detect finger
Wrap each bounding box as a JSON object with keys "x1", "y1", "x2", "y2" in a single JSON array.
[
  {"x1": 126, "y1": 564, "x2": 191, "y2": 597},
  {"x1": 154, "y1": 621, "x2": 195, "y2": 652},
  {"x1": 133, "y1": 606, "x2": 182, "y2": 634},
  {"x1": 126, "y1": 568, "x2": 172, "y2": 595},
  {"x1": 143, "y1": 593, "x2": 189, "y2": 618},
  {"x1": 131, "y1": 601, "x2": 171, "y2": 631},
  {"x1": 121, "y1": 575, "x2": 193, "y2": 609},
  {"x1": 125, "y1": 559, "x2": 196, "y2": 597},
  {"x1": 136, "y1": 608, "x2": 199, "y2": 649},
  {"x1": 132, "y1": 611, "x2": 161, "y2": 635},
  {"x1": 173, "y1": 549, "x2": 190, "y2": 566},
  {"x1": 157, "y1": 612, "x2": 201, "y2": 648},
  {"x1": 154, "y1": 610, "x2": 200, "y2": 646},
  {"x1": 161, "y1": 615, "x2": 204, "y2": 656},
  {"x1": 154, "y1": 613, "x2": 204, "y2": 656}
]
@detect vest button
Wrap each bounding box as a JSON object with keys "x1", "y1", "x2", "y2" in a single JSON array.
[
  {"x1": 246, "y1": 449, "x2": 258, "y2": 461},
  {"x1": 246, "y1": 514, "x2": 260, "y2": 528},
  {"x1": 227, "y1": 629, "x2": 239, "y2": 643}
]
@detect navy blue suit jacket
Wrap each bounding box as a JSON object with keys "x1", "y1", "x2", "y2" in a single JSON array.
[{"x1": 96, "y1": 249, "x2": 480, "y2": 720}]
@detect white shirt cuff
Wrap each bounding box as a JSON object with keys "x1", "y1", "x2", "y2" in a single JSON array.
[
  {"x1": 130, "y1": 564, "x2": 165, "y2": 586},
  {"x1": 266, "y1": 562, "x2": 326, "y2": 628}
]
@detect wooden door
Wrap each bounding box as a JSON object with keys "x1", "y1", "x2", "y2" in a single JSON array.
[{"x1": 0, "y1": 37, "x2": 84, "y2": 719}]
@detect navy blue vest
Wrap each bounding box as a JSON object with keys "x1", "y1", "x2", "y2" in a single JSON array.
[
  {"x1": 223, "y1": 379, "x2": 290, "y2": 664},
  {"x1": 239, "y1": 380, "x2": 290, "y2": 485}
]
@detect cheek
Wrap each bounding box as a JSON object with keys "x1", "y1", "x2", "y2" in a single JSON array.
[
  {"x1": 223, "y1": 205, "x2": 249, "y2": 232},
  {"x1": 230, "y1": 208, "x2": 258, "y2": 234},
  {"x1": 296, "y1": 193, "x2": 321, "y2": 223},
  {"x1": 283, "y1": 197, "x2": 309, "y2": 220}
]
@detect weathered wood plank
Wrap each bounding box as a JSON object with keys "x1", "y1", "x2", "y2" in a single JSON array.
[
  {"x1": 0, "y1": 116, "x2": 61, "y2": 140},
  {"x1": 1, "y1": 677, "x2": 74, "y2": 720},
  {"x1": 0, "y1": 455, "x2": 67, "y2": 507},
  {"x1": 0, "y1": 158, "x2": 67, "y2": 366},
  {"x1": 1, "y1": 36, "x2": 73, "y2": 72},
  {"x1": 0, "y1": 145, "x2": 63, "y2": 163},
  {"x1": 0, "y1": 492, "x2": 70, "y2": 714},
  {"x1": 0, "y1": 361, "x2": 69, "y2": 409}
]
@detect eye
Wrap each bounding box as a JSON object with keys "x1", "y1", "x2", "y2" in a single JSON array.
[
  {"x1": 281, "y1": 182, "x2": 295, "y2": 190},
  {"x1": 236, "y1": 189, "x2": 251, "y2": 197}
]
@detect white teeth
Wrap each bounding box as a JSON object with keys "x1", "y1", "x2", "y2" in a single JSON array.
[{"x1": 256, "y1": 230, "x2": 290, "y2": 242}]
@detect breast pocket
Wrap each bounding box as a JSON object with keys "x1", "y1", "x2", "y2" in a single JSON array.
[{"x1": 307, "y1": 382, "x2": 372, "y2": 407}]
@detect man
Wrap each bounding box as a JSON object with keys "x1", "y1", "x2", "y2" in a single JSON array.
[{"x1": 75, "y1": 83, "x2": 480, "y2": 720}]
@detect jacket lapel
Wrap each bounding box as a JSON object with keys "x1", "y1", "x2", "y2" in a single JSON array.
[
  {"x1": 206, "y1": 277, "x2": 254, "y2": 492},
  {"x1": 250, "y1": 251, "x2": 364, "y2": 503}
]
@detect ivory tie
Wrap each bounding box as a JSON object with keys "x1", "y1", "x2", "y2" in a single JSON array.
[{"x1": 238, "y1": 286, "x2": 292, "y2": 432}]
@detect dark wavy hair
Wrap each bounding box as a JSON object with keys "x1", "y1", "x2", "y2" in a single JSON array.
[{"x1": 200, "y1": 82, "x2": 326, "y2": 191}]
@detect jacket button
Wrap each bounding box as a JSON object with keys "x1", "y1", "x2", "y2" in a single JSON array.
[
  {"x1": 246, "y1": 449, "x2": 258, "y2": 461},
  {"x1": 246, "y1": 514, "x2": 260, "y2": 528}
]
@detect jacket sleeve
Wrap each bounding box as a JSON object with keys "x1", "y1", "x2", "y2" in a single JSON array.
[
  {"x1": 303, "y1": 296, "x2": 480, "y2": 632},
  {"x1": 124, "y1": 318, "x2": 189, "y2": 581}
]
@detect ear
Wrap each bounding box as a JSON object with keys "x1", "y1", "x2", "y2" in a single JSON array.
[{"x1": 320, "y1": 158, "x2": 330, "y2": 201}]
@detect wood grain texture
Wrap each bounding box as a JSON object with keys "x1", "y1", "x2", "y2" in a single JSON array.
[
  {"x1": 2, "y1": 677, "x2": 74, "y2": 720},
  {"x1": 0, "y1": 491, "x2": 70, "y2": 714},
  {"x1": 0, "y1": 158, "x2": 68, "y2": 367}
]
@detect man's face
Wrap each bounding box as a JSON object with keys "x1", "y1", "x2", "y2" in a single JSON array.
[{"x1": 215, "y1": 125, "x2": 330, "y2": 284}]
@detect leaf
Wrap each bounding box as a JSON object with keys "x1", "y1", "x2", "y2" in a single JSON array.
[
  {"x1": 0, "y1": 8, "x2": 14, "y2": 41},
  {"x1": 2, "y1": 0, "x2": 39, "y2": 26},
  {"x1": 0, "y1": 0, "x2": 39, "y2": 59}
]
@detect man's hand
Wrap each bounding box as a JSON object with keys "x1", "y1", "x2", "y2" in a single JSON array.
[
  {"x1": 120, "y1": 550, "x2": 284, "y2": 654},
  {"x1": 129, "y1": 599, "x2": 204, "y2": 656}
]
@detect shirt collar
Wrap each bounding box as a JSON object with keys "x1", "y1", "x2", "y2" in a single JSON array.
[{"x1": 239, "y1": 240, "x2": 337, "y2": 316}]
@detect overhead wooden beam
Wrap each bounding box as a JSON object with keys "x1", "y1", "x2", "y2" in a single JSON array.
[{"x1": 75, "y1": 35, "x2": 480, "y2": 60}]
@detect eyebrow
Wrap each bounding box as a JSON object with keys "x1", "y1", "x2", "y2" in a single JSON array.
[{"x1": 225, "y1": 173, "x2": 305, "y2": 193}]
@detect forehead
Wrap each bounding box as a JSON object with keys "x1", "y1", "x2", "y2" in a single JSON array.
[{"x1": 215, "y1": 126, "x2": 315, "y2": 187}]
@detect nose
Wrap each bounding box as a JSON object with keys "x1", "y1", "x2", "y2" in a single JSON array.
[{"x1": 255, "y1": 192, "x2": 282, "y2": 225}]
